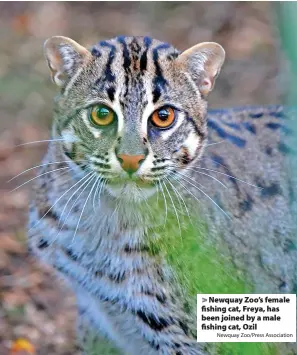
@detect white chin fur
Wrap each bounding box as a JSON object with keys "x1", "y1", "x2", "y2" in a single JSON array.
[{"x1": 106, "y1": 181, "x2": 157, "y2": 202}]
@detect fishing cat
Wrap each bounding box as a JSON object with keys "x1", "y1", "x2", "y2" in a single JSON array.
[{"x1": 27, "y1": 35, "x2": 297, "y2": 354}]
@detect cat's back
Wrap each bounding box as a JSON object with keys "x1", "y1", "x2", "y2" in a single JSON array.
[{"x1": 188, "y1": 106, "x2": 297, "y2": 293}]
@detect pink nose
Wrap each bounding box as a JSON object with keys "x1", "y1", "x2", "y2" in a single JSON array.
[{"x1": 117, "y1": 154, "x2": 145, "y2": 174}]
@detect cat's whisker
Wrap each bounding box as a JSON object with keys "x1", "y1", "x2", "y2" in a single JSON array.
[
  {"x1": 57, "y1": 174, "x2": 97, "y2": 239},
  {"x1": 92, "y1": 176, "x2": 103, "y2": 211},
  {"x1": 15, "y1": 138, "x2": 67, "y2": 147},
  {"x1": 97, "y1": 179, "x2": 106, "y2": 207},
  {"x1": 8, "y1": 159, "x2": 88, "y2": 182},
  {"x1": 171, "y1": 164, "x2": 207, "y2": 190},
  {"x1": 89, "y1": 182, "x2": 108, "y2": 247},
  {"x1": 58, "y1": 172, "x2": 95, "y2": 228},
  {"x1": 168, "y1": 180, "x2": 238, "y2": 283},
  {"x1": 170, "y1": 175, "x2": 208, "y2": 227},
  {"x1": 171, "y1": 173, "x2": 201, "y2": 203},
  {"x1": 51, "y1": 173, "x2": 96, "y2": 244},
  {"x1": 28, "y1": 171, "x2": 94, "y2": 234},
  {"x1": 10, "y1": 166, "x2": 71, "y2": 192},
  {"x1": 155, "y1": 182, "x2": 160, "y2": 206},
  {"x1": 173, "y1": 160, "x2": 259, "y2": 189},
  {"x1": 141, "y1": 188, "x2": 154, "y2": 220},
  {"x1": 98, "y1": 179, "x2": 107, "y2": 206},
  {"x1": 174, "y1": 170, "x2": 231, "y2": 219},
  {"x1": 166, "y1": 178, "x2": 185, "y2": 215},
  {"x1": 110, "y1": 197, "x2": 120, "y2": 221},
  {"x1": 205, "y1": 140, "x2": 225, "y2": 147},
  {"x1": 195, "y1": 166, "x2": 262, "y2": 189},
  {"x1": 199, "y1": 156, "x2": 229, "y2": 170},
  {"x1": 162, "y1": 179, "x2": 181, "y2": 236},
  {"x1": 158, "y1": 180, "x2": 168, "y2": 228},
  {"x1": 92, "y1": 177, "x2": 101, "y2": 211},
  {"x1": 166, "y1": 176, "x2": 192, "y2": 225},
  {"x1": 71, "y1": 175, "x2": 98, "y2": 244},
  {"x1": 163, "y1": 178, "x2": 183, "y2": 214},
  {"x1": 194, "y1": 170, "x2": 228, "y2": 188},
  {"x1": 177, "y1": 165, "x2": 228, "y2": 189}
]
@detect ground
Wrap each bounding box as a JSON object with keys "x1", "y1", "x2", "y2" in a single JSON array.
[{"x1": 0, "y1": 2, "x2": 287, "y2": 355}]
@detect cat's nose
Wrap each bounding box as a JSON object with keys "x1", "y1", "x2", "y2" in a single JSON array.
[{"x1": 117, "y1": 154, "x2": 145, "y2": 175}]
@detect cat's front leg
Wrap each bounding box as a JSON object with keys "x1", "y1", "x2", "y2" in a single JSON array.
[
  {"x1": 51, "y1": 247, "x2": 205, "y2": 355},
  {"x1": 76, "y1": 304, "x2": 122, "y2": 355}
]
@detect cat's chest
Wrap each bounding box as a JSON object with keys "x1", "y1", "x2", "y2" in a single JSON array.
[{"x1": 57, "y1": 209, "x2": 151, "y2": 276}]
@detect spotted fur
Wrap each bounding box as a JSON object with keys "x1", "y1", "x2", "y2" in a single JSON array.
[
  {"x1": 28, "y1": 35, "x2": 297, "y2": 355},
  {"x1": 198, "y1": 106, "x2": 297, "y2": 299}
]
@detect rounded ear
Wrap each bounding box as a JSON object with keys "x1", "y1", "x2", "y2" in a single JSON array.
[
  {"x1": 177, "y1": 42, "x2": 225, "y2": 97},
  {"x1": 44, "y1": 36, "x2": 92, "y2": 87}
]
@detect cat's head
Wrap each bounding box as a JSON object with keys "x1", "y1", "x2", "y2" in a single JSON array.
[{"x1": 44, "y1": 36, "x2": 225, "y2": 201}]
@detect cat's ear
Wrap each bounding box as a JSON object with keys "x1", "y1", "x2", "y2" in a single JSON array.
[
  {"x1": 177, "y1": 42, "x2": 225, "y2": 96},
  {"x1": 44, "y1": 36, "x2": 92, "y2": 87}
]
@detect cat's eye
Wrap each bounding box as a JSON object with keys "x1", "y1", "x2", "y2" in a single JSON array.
[
  {"x1": 90, "y1": 104, "x2": 116, "y2": 127},
  {"x1": 151, "y1": 107, "x2": 175, "y2": 128}
]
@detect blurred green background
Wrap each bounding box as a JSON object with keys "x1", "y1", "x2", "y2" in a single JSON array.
[{"x1": 0, "y1": 2, "x2": 294, "y2": 355}]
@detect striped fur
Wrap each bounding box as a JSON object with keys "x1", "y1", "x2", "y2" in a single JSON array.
[
  {"x1": 28, "y1": 35, "x2": 297, "y2": 355},
  {"x1": 29, "y1": 35, "x2": 225, "y2": 354},
  {"x1": 43, "y1": 35, "x2": 224, "y2": 204}
]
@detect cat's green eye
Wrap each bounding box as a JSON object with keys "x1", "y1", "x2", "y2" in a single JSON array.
[{"x1": 90, "y1": 104, "x2": 116, "y2": 126}]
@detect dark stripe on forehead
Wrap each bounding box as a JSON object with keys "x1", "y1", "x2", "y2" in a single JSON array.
[
  {"x1": 140, "y1": 36, "x2": 152, "y2": 72},
  {"x1": 93, "y1": 41, "x2": 117, "y2": 100},
  {"x1": 107, "y1": 86, "x2": 115, "y2": 102},
  {"x1": 152, "y1": 43, "x2": 170, "y2": 103},
  {"x1": 130, "y1": 38, "x2": 142, "y2": 71},
  {"x1": 117, "y1": 36, "x2": 131, "y2": 72},
  {"x1": 99, "y1": 41, "x2": 116, "y2": 83},
  {"x1": 117, "y1": 36, "x2": 131, "y2": 97}
]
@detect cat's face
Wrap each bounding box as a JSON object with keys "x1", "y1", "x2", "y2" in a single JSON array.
[{"x1": 45, "y1": 36, "x2": 224, "y2": 201}]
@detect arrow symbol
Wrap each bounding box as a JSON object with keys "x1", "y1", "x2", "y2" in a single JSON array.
[{"x1": 202, "y1": 297, "x2": 207, "y2": 303}]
